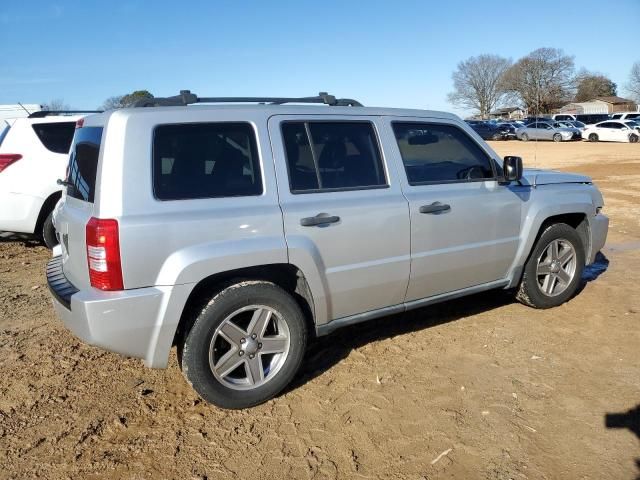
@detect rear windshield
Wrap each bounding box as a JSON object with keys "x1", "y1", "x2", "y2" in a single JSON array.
[
  {"x1": 32, "y1": 122, "x2": 76, "y2": 154},
  {"x1": 66, "y1": 127, "x2": 103, "y2": 203}
]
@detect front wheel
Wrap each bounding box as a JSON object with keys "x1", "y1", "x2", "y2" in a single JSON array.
[
  {"x1": 553, "y1": 133, "x2": 562, "y2": 142},
  {"x1": 629, "y1": 133, "x2": 639, "y2": 143},
  {"x1": 521, "y1": 133, "x2": 529, "y2": 142},
  {"x1": 516, "y1": 223, "x2": 585, "y2": 309},
  {"x1": 179, "y1": 281, "x2": 307, "y2": 409},
  {"x1": 588, "y1": 133, "x2": 599, "y2": 142}
]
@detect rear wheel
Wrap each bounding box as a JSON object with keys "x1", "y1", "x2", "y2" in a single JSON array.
[
  {"x1": 588, "y1": 133, "x2": 599, "y2": 142},
  {"x1": 179, "y1": 281, "x2": 307, "y2": 409},
  {"x1": 629, "y1": 133, "x2": 639, "y2": 143},
  {"x1": 521, "y1": 133, "x2": 529, "y2": 142},
  {"x1": 516, "y1": 223, "x2": 585, "y2": 309},
  {"x1": 553, "y1": 133, "x2": 562, "y2": 142},
  {"x1": 41, "y1": 211, "x2": 58, "y2": 249}
]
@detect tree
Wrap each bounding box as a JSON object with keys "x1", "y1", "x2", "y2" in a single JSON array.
[
  {"x1": 101, "y1": 90, "x2": 154, "y2": 110},
  {"x1": 42, "y1": 99, "x2": 70, "y2": 111},
  {"x1": 627, "y1": 62, "x2": 640, "y2": 102},
  {"x1": 575, "y1": 71, "x2": 617, "y2": 102},
  {"x1": 502, "y1": 48, "x2": 575, "y2": 114},
  {"x1": 447, "y1": 54, "x2": 512, "y2": 118}
]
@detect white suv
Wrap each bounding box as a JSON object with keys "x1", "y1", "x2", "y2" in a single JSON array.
[{"x1": 0, "y1": 111, "x2": 97, "y2": 246}]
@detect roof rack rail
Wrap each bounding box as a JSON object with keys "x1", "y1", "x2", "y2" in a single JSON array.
[
  {"x1": 131, "y1": 90, "x2": 363, "y2": 108},
  {"x1": 28, "y1": 110, "x2": 102, "y2": 118}
]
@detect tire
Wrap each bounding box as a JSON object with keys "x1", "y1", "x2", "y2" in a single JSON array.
[
  {"x1": 629, "y1": 133, "x2": 639, "y2": 143},
  {"x1": 588, "y1": 133, "x2": 598, "y2": 142},
  {"x1": 553, "y1": 133, "x2": 562, "y2": 142},
  {"x1": 41, "y1": 211, "x2": 58, "y2": 249},
  {"x1": 179, "y1": 281, "x2": 307, "y2": 409},
  {"x1": 516, "y1": 223, "x2": 585, "y2": 309},
  {"x1": 521, "y1": 133, "x2": 529, "y2": 142}
]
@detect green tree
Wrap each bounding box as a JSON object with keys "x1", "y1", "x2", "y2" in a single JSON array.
[
  {"x1": 101, "y1": 90, "x2": 154, "y2": 110},
  {"x1": 575, "y1": 71, "x2": 617, "y2": 102}
]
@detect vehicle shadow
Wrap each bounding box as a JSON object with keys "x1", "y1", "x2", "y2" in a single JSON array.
[
  {"x1": 288, "y1": 250, "x2": 610, "y2": 394},
  {"x1": 582, "y1": 251, "x2": 609, "y2": 283},
  {"x1": 0, "y1": 231, "x2": 42, "y2": 248},
  {"x1": 605, "y1": 404, "x2": 640, "y2": 480},
  {"x1": 288, "y1": 288, "x2": 516, "y2": 393}
]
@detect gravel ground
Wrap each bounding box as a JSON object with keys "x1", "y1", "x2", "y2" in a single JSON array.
[{"x1": 0, "y1": 141, "x2": 639, "y2": 479}]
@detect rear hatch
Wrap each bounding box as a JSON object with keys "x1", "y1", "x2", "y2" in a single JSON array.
[{"x1": 56, "y1": 123, "x2": 103, "y2": 289}]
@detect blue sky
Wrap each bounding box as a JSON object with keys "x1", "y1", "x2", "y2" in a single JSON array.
[{"x1": 1, "y1": 0, "x2": 638, "y2": 115}]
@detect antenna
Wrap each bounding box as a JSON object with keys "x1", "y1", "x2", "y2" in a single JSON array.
[{"x1": 17, "y1": 102, "x2": 34, "y2": 115}]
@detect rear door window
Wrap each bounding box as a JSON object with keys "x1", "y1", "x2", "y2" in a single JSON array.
[
  {"x1": 282, "y1": 121, "x2": 386, "y2": 192},
  {"x1": 153, "y1": 122, "x2": 262, "y2": 200},
  {"x1": 32, "y1": 122, "x2": 76, "y2": 154},
  {"x1": 67, "y1": 127, "x2": 103, "y2": 203},
  {"x1": 392, "y1": 122, "x2": 495, "y2": 184}
]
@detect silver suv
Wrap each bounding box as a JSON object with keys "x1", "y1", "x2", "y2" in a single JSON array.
[{"x1": 47, "y1": 91, "x2": 609, "y2": 409}]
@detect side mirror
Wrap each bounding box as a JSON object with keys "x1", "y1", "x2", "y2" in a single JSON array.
[{"x1": 503, "y1": 156, "x2": 523, "y2": 182}]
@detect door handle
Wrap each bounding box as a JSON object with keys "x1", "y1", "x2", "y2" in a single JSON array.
[
  {"x1": 419, "y1": 202, "x2": 451, "y2": 214},
  {"x1": 300, "y1": 214, "x2": 340, "y2": 227}
]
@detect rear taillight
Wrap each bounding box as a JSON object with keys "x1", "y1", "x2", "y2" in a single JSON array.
[
  {"x1": 86, "y1": 217, "x2": 124, "y2": 290},
  {"x1": 75, "y1": 118, "x2": 85, "y2": 129},
  {"x1": 0, "y1": 154, "x2": 22, "y2": 173}
]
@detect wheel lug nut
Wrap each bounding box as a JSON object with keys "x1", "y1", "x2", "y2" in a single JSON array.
[
  {"x1": 258, "y1": 343, "x2": 262, "y2": 349},
  {"x1": 239, "y1": 350, "x2": 244, "y2": 356},
  {"x1": 249, "y1": 354, "x2": 254, "y2": 359},
  {"x1": 251, "y1": 334, "x2": 257, "y2": 339},
  {"x1": 240, "y1": 338, "x2": 245, "y2": 343}
]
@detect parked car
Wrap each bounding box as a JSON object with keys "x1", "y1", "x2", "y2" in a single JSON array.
[
  {"x1": 583, "y1": 120, "x2": 640, "y2": 143},
  {"x1": 623, "y1": 120, "x2": 640, "y2": 133},
  {"x1": 496, "y1": 122, "x2": 519, "y2": 139},
  {"x1": 610, "y1": 112, "x2": 640, "y2": 121},
  {"x1": 516, "y1": 121, "x2": 581, "y2": 142},
  {"x1": 553, "y1": 114, "x2": 576, "y2": 121},
  {"x1": 47, "y1": 91, "x2": 608, "y2": 408},
  {"x1": 465, "y1": 120, "x2": 509, "y2": 140},
  {"x1": 575, "y1": 114, "x2": 610, "y2": 125},
  {"x1": 0, "y1": 111, "x2": 98, "y2": 247}
]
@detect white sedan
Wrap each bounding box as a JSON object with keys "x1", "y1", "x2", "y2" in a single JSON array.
[{"x1": 583, "y1": 120, "x2": 639, "y2": 143}]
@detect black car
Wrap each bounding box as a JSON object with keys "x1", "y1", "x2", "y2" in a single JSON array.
[
  {"x1": 575, "y1": 114, "x2": 611, "y2": 125},
  {"x1": 465, "y1": 121, "x2": 509, "y2": 140}
]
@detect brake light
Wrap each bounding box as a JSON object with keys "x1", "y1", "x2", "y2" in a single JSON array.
[
  {"x1": 0, "y1": 154, "x2": 22, "y2": 173},
  {"x1": 86, "y1": 217, "x2": 123, "y2": 290},
  {"x1": 76, "y1": 118, "x2": 85, "y2": 129}
]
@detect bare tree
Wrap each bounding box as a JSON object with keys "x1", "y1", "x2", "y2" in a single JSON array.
[
  {"x1": 101, "y1": 90, "x2": 154, "y2": 110},
  {"x1": 575, "y1": 70, "x2": 617, "y2": 102},
  {"x1": 502, "y1": 48, "x2": 575, "y2": 114},
  {"x1": 447, "y1": 54, "x2": 512, "y2": 118},
  {"x1": 626, "y1": 62, "x2": 640, "y2": 102},
  {"x1": 42, "y1": 99, "x2": 70, "y2": 111}
]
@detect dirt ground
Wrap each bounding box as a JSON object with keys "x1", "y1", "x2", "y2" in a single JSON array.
[{"x1": 1, "y1": 141, "x2": 639, "y2": 479}]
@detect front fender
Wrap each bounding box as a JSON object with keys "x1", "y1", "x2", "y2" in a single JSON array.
[{"x1": 507, "y1": 186, "x2": 596, "y2": 287}]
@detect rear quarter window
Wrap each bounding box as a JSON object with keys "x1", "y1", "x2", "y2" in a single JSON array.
[
  {"x1": 67, "y1": 127, "x2": 103, "y2": 203},
  {"x1": 152, "y1": 122, "x2": 262, "y2": 200},
  {"x1": 32, "y1": 122, "x2": 76, "y2": 154}
]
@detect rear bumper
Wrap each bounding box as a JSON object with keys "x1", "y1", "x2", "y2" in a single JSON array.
[
  {"x1": 589, "y1": 213, "x2": 609, "y2": 264},
  {"x1": 0, "y1": 190, "x2": 42, "y2": 234},
  {"x1": 46, "y1": 256, "x2": 192, "y2": 368}
]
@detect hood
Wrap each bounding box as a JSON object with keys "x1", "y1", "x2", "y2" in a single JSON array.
[{"x1": 522, "y1": 168, "x2": 592, "y2": 186}]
